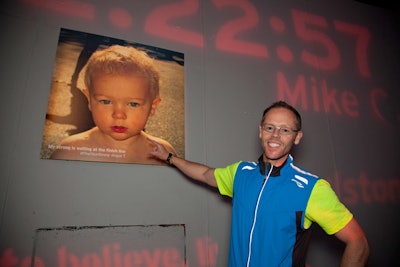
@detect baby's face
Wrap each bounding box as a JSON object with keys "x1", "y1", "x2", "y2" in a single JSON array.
[{"x1": 85, "y1": 73, "x2": 160, "y2": 141}]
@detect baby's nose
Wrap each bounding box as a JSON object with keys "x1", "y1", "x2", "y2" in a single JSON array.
[{"x1": 112, "y1": 106, "x2": 127, "y2": 119}]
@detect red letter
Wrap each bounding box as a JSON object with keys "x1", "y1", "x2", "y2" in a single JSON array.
[
  {"x1": 123, "y1": 250, "x2": 143, "y2": 267},
  {"x1": 162, "y1": 248, "x2": 184, "y2": 267},
  {"x1": 370, "y1": 88, "x2": 388, "y2": 122},
  {"x1": 58, "y1": 246, "x2": 80, "y2": 267},
  {"x1": 343, "y1": 178, "x2": 358, "y2": 205},
  {"x1": 371, "y1": 179, "x2": 387, "y2": 203},
  {"x1": 142, "y1": 249, "x2": 162, "y2": 267},
  {"x1": 388, "y1": 178, "x2": 400, "y2": 202},
  {"x1": 213, "y1": 0, "x2": 268, "y2": 58},
  {"x1": 292, "y1": 9, "x2": 340, "y2": 71},
  {"x1": 321, "y1": 80, "x2": 341, "y2": 115},
  {"x1": 102, "y1": 244, "x2": 112, "y2": 267},
  {"x1": 112, "y1": 243, "x2": 122, "y2": 267},
  {"x1": 276, "y1": 72, "x2": 308, "y2": 110},
  {"x1": 359, "y1": 172, "x2": 372, "y2": 204},
  {"x1": 196, "y1": 236, "x2": 218, "y2": 267},
  {"x1": 82, "y1": 254, "x2": 101, "y2": 267},
  {"x1": 334, "y1": 21, "x2": 371, "y2": 78},
  {"x1": 20, "y1": 257, "x2": 45, "y2": 267},
  {"x1": 0, "y1": 248, "x2": 19, "y2": 267},
  {"x1": 341, "y1": 90, "x2": 359, "y2": 117},
  {"x1": 144, "y1": 0, "x2": 203, "y2": 46}
]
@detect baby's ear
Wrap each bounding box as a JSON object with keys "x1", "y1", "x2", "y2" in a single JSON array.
[
  {"x1": 82, "y1": 88, "x2": 90, "y2": 98},
  {"x1": 82, "y1": 89, "x2": 91, "y2": 110},
  {"x1": 150, "y1": 97, "x2": 161, "y2": 116}
]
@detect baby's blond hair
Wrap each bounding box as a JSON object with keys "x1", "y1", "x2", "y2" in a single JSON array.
[{"x1": 84, "y1": 45, "x2": 160, "y2": 97}]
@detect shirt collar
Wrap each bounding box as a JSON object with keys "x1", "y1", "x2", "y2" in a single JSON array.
[{"x1": 258, "y1": 154, "x2": 288, "y2": 177}]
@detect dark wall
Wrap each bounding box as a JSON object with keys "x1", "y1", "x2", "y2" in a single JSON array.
[{"x1": 0, "y1": 0, "x2": 398, "y2": 266}]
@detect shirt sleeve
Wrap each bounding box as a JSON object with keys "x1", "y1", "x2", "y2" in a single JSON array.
[
  {"x1": 214, "y1": 161, "x2": 241, "y2": 197},
  {"x1": 305, "y1": 179, "x2": 353, "y2": 235}
]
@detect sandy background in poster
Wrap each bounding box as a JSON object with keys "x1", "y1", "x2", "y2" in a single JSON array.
[{"x1": 40, "y1": 31, "x2": 185, "y2": 163}]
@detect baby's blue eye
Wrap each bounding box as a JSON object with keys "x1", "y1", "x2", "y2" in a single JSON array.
[
  {"x1": 128, "y1": 102, "x2": 139, "y2": 107},
  {"x1": 99, "y1": 99, "x2": 111, "y2": 104}
]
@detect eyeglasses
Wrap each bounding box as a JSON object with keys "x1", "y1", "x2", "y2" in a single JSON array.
[{"x1": 261, "y1": 124, "x2": 299, "y2": 135}]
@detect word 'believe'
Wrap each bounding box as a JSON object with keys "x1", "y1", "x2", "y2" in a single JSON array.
[{"x1": 0, "y1": 237, "x2": 218, "y2": 267}]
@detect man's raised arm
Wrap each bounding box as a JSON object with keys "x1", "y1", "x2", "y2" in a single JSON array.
[{"x1": 148, "y1": 139, "x2": 218, "y2": 187}]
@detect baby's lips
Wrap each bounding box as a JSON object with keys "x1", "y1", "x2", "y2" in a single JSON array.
[{"x1": 112, "y1": 126, "x2": 127, "y2": 133}]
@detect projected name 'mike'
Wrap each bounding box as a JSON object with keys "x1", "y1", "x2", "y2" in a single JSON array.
[{"x1": 23, "y1": 0, "x2": 396, "y2": 125}]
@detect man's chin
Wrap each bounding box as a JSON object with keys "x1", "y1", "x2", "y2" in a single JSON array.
[{"x1": 264, "y1": 152, "x2": 288, "y2": 162}]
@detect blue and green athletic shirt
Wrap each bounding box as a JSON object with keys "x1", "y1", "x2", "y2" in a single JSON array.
[{"x1": 214, "y1": 154, "x2": 352, "y2": 267}]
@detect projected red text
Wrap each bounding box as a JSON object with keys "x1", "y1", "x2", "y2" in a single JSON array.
[
  {"x1": 0, "y1": 236, "x2": 218, "y2": 267},
  {"x1": 21, "y1": 0, "x2": 397, "y2": 125}
]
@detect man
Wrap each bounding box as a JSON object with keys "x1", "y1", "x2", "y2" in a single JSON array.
[{"x1": 148, "y1": 101, "x2": 369, "y2": 267}]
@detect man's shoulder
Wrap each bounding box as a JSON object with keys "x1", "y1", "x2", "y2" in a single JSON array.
[
  {"x1": 237, "y1": 160, "x2": 258, "y2": 169},
  {"x1": 285, "y1": 161, "x2": 320, "y2": 189},
  {"x1": 287, "y1": 161, "x2": 319, "y2": 179}
]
